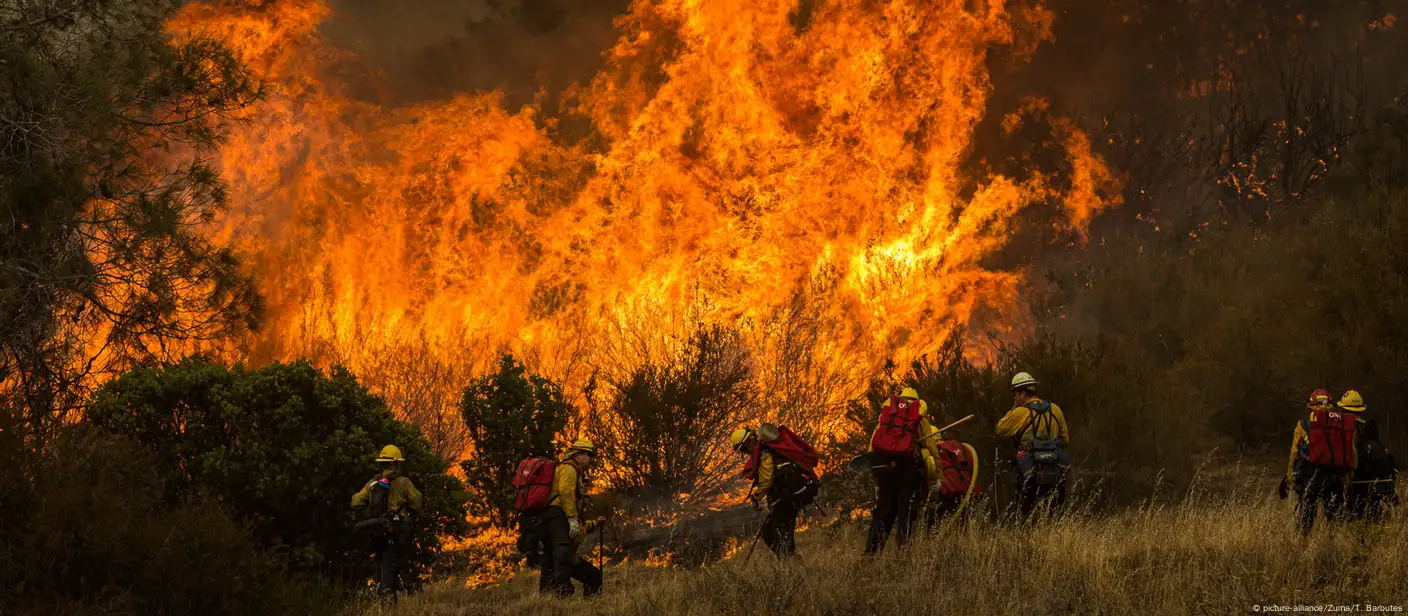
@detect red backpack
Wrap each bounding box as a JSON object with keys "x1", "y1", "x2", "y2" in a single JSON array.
[
  {"x1": 512, "y1": 457, "x2": 556, "y2": 513},
  {"x1": 744, "y1": 425, "x2": 820, "y2": 480},
  {"x1": 937, "y1": 441, "x2": 982, "y2": 498},
  {"x1": 871, "y1": 395, "x2": 922, "y2": 457},
  {"x1": 1306, "y1": 411, "x2": 1357, "y2": 470}
]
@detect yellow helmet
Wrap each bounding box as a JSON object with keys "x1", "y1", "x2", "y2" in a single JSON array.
[
  {"x1": 900, "y1": 387, "x2": 919, "y2": 399},
  {"x1": 566, "y1": 438, "x2": 598, "y2": 456},
  {"x1": 1337, "y1": 390, "x2": 1366, "y2": 412},
  {"x1": 374, "y1": 445, "x2": 405, "y2": 462},
  {"x1": 730, "y1": 427, "x2": 755, "y2": 451}
]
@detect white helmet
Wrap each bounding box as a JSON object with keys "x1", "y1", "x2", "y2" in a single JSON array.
[{"x1": 1010, "y1": 372, "x2": 1037, "y2": 391}]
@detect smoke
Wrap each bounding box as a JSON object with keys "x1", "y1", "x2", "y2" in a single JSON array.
[
  {"x1": 319, "y1": 0, "x2": 629, "y2": 106},
  {"x1": 963, "y1": 0, "x2": 1408, "y2": 339}
]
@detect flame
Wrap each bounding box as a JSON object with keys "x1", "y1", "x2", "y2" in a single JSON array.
[{"x1": 166, "y1": 0, "x2": 1119, "y2": 448}]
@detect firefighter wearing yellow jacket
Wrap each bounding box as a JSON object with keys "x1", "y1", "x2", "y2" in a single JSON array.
[
  {"x1": 731, "y1": 425, "x2": 816, "y2": 557},
  {"x1": 865, "y1": 388, "x2": 943, "y2": 553},
  {"x1": 1289, "y1": 391, "x2": 1362, "y2": 536},
  {"x1": 538, "y1": 439, "x2": 605, "y2": 598},
  {"x1": 1281, "y1": 389, "x2": 1331, "y2": 502},
  {"x1": 995, "y1": 372, "x2": 1070, "y2": 518},
  {"x1": 351, "y1": 445, "x2": 423, "y2": 600}
]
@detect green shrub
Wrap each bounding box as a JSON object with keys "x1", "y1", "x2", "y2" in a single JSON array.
[
  {"x1": 458, "y1": 354, "x2": 571, "y2": 528},
  {"x1": 2, "y1": 426, "x2": 334, "y2": 616},
  {"x1": 84, "y1": 359, "x2": 470, "y2": 592}
]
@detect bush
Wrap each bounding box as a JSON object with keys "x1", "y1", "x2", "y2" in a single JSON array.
[
  {"x1": 1017, "y1": 111, "x2": 1408, "y2": 490},
  {"x1": 84, "y1": 359, "x2": 470, "y2": 592},
  {"x1": 590, "y1": 324, "x2": 755, "y2": 500},
  {"x1": 2, "y1": 426, "x2": 334, "y2": 616},
  {"x1": 459, "y1": 354, "x2": 571, "y2": 528}
]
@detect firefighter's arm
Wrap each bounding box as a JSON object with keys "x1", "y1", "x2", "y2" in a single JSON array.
[
  {"x1": 351, "y1": 481, "x2": 372, "y2": 509},
  {"x1": 1287, "y1": 423, "x2": 1308, "y2": 484},
  {"x1": 918, "y1": 417, "x2": 942, "y2": 462},
  {"x1": 994, "y1": 408, "x2": 1027, "y2": 439},
  {"x1": 1052, "y1": 405, "x2": 1070, "y2": 445},
  {"x1": 755, "y1": 454, "x2": 776, "y2": 495},
  {"x1": 402, "y1": 479, "x2": 423, "y2": 515},
  {"x1": 554, "y1": 464, "x2": 580, "y2": 518}
]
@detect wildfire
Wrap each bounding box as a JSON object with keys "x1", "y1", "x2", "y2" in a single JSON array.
[{"x1": 167, "y1": 0, "x2": 1119, "y2": 449}]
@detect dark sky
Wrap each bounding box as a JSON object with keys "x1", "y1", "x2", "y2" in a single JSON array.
[{"x1": 319, "y1": 0, "x2": 628, "y2": 106}]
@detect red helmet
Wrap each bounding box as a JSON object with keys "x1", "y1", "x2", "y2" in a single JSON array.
[{"x1": 1307, "y1": 388, "x2": 1331, "y2": 407}]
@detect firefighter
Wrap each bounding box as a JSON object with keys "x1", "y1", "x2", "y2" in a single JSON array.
[
  {"x1": 866, "y1": 387, "x2": 940, "y2": 553},
  {"x1": 731, "y1": 424, "x2": 819, "y2": 557},
  {"x1": 995, "y1": 373, "x2": 1070, "y2": 518},
  {"x1": 539, "y1": 438, "x2": 606, "y2": 598},
  {"x1": 1349, "y1": 418, "x2": 1398, "y2": 522},
  {"x1": 351, "y1": 444, "x2": 423, "y2": 602},
  {"x1": 1280, "y1": 389, "x2": 1329, "y2": 503},
  {"x1": 1293, "y1": 391, "x2": 1362, "y2": 536}
]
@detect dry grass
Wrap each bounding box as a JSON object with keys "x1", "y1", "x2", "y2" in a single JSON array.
[{"x1": 358, "y1": 492, "x2": 1408, "y2": 615}]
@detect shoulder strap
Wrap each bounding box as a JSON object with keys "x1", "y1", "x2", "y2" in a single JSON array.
[{"x1": 1018, "y1": 401, "x2": 1053, "y2": 442}]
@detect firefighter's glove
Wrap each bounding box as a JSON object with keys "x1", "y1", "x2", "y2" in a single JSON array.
[
  {"x1": 569, "y1": 516, "x2": 582, "y2": 540},
  {"x1": 1277, "y1": 478, "x2": 1289, "y2": 501},
  {"x1": 750, "y1": 497, "x2": 763, "y2": 512}
]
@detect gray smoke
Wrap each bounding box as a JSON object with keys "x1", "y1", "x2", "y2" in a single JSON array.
[{"x1": 320, "y1": 0, "x2": 629, "y2": 107}]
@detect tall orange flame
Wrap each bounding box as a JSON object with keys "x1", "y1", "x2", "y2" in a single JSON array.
[{"x1": 168, "y1": 0, "x2": 1119, "y2": 448}]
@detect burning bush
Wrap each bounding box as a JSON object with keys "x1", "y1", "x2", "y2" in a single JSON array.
[
  {"x1": 458, "y1": 354, "x2": 571, "y2": 529},
  {"x1": 590, "y1": 324, "x2": 756, "y2": 501},
  {"x1": 84, "y1": 359, "x2": 470, "y2": 592}
]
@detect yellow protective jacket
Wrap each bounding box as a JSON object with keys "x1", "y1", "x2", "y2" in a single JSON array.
[
  {"x1": 548, "y1": 462, "x2": 598, "y2": 535},
  {"x1": 1286, "y1": 419, "x2": 1310, "y2": 485},
  {"x1": 351, "y1": 473, "x2": 423, "y2": 515},
  {"x1": 917, "y1": 420, "x2": 945, "y2": 479},
  {"x1": 754, "y1": 452, "x2": 777, "y2": 495},
  {"x1": 868, "y1": 398, "x2": 943, "y2": 462},
  {"x1": 995, "y1": 398, "x2": 1069, "y2": 448}
]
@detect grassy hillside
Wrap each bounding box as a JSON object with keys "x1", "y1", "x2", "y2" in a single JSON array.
[{"x1": 361, "y1": 479, "x2": 1408, "y2": 615}]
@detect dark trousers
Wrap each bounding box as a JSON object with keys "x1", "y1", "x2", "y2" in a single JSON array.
[
  {"x1": 372, "y1": 535, "x2": 400, "y2": 598},
  {"x1": 1018, "y1": 480, "x2": 1067, "y2": 519},
  {"x1": 1298, "y1": 468, "x2": 1347, "y2": 536},
  {"x1": 537, "y1": 507, "x2": 602, "y2": 598},
  {"x1": 866, "y1": 458, "x2": 922, "y2": 553},
  {"x1": 762, "y1": 492, "x2": 800, "y2": 557}
]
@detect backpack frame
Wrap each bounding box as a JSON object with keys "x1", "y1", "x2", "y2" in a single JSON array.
[{"x1": 1018, "y1": 402, "x2": 1068, "y2": 486}]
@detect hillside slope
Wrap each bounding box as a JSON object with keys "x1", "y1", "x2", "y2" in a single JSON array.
[{"x1": 363, "y1": 488, "x2": 1408, "y2": 615}]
